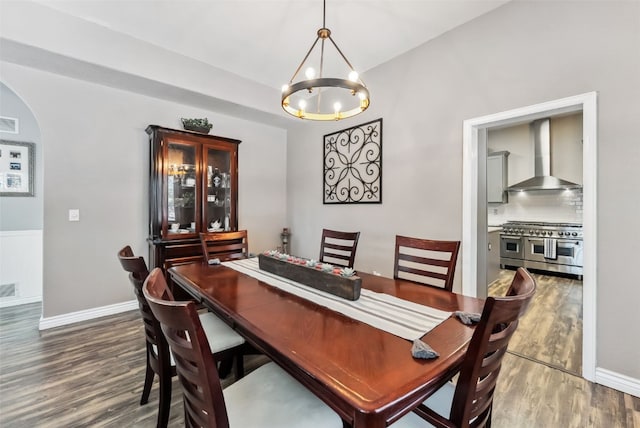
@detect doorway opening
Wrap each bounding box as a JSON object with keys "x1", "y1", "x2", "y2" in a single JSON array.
[
  {"x1": 0, "y1": 82, "x2": 44, "y2": 312},
  {"x1": 461, "y1": 92, "x2": 597, "y2": 381}
]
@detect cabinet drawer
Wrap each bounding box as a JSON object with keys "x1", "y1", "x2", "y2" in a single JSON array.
[{"x1": 163, "y1": 242, "x2": 202, "y2": 259}]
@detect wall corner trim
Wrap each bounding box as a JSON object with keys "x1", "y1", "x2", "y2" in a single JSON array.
[
  {"x1": 595, "y1": 367, "x2": 640, "y2": 398},
  {"x1": 38, "y1": 300, "x2": 137, "y2": 330}
]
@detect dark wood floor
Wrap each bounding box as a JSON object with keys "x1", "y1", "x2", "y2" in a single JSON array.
[
  {"x1": 1, "y1": 302, "x2": 637, "y2": 427},
  {"x1": 489, "y1": 268, "x2": 582, "y2": 375}
]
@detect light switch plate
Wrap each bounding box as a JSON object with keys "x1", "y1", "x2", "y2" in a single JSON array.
[{"x1": 68, "y1": 209, "x2": 80, "y2": 222}]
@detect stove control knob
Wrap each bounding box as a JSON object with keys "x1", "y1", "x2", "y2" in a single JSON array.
[
  {"x1": 558, "y1": 231, "x2": 564, "y2": 236},
  {"x1": 518, "y1": 229, "x2": 524, "y2": 234},
  {"x1": 547, "y1": 231, "x2": 552, "y2": 236},
  {"x1": 572, "y1": 232, "x2": 578, "y2": 236},
  {"x1": 529, "y1": 230, "x2": 534, "y2": 234}
]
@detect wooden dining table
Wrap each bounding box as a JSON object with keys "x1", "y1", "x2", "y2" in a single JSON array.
[{"x1": 169, "y1": 261, "x2": 484, "y2": 428}]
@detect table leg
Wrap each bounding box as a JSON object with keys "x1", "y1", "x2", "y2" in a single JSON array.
[{"x1": 353, "y1": 412, "x2": 386, "y2": 428}]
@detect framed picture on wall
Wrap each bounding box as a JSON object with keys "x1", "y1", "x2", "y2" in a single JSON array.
[
  {"x1": 0, "y1": 140, "x2": 35, "y2": 197},
  {"x1": 323, "y1": 118, "x2": 382, "y2": 204}
]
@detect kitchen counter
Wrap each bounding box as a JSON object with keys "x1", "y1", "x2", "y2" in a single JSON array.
[{"x1": 488, "y1": 226, "x2": 502, "y2": 233}]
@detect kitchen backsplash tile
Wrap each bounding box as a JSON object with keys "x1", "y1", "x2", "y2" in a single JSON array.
[{"x1": 488, "y1": 189, "x2": 583, "y2": 226}]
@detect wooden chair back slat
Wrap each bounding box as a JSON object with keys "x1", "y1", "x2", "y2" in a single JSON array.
[
  {"x1": 143, "y1": 268, "x2": 230, "y2": 428},
  {"x1": 117, "y1": 246, "x2": 165, "y2": 350},
  {"x1": 393, "y1": 235, "x2": 461, "y2": 291},
  {"x1": 117, "y1": 245, "x2": 176, "y2": 427},
  {"x1": 200, "y1": 230, "x2": 249, "y2": 263},
  {"x1": 413, "y1": 267, "x2": 536, "y2": 428},
  {"x1": 319, "y1": 229, "x2": 360, "y2": 268},
  {"x1": 451, "y1": 267, "x2": 536, "y2": 427}
]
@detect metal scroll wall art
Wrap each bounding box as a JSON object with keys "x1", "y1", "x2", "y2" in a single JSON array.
[{"x1": 323, "y1": 118, "x2": 382, "y2": 204}]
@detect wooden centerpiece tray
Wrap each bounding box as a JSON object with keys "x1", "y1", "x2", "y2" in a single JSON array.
[{"x1": 258, "y1": 253, "x2": 361, "y2": 301}]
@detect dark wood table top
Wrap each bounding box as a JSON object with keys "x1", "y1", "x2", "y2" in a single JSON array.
[{"x1": 169, "y1": 261, "x2": 484, "y2": 428}]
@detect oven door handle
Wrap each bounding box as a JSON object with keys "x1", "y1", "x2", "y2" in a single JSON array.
[{"x1": 557, "y1": 239, "x2": 582, "y2": 245}]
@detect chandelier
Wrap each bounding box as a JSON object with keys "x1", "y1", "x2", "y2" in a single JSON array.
[{"x1": 281, "y1": 0, "x2": 370, "y2": 121}]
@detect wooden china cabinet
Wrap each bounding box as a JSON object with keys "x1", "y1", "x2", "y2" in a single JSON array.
[{"x1": 146, "y1": 125, "x2": 240, "y2": 272}]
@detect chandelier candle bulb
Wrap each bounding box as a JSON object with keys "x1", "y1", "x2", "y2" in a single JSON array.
[{"x1": 305, "y1": 67, "x2": 316, "y2": 79}]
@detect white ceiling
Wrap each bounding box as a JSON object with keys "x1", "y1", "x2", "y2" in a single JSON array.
[{"x1": 34, "y1": 0, "x2": 511, "y2": 90}]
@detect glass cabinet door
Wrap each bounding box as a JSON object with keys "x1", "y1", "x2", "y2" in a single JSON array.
[
  {"x1": 204, "y1": 145, "x2": 233, "y2": 232},
  {"x1": 166, "y1": 140, "x2": 198, "y2": 236}
]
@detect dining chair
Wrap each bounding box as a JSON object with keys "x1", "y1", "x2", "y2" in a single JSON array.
[
  {"x1": 319, "y1": 228, "x2": 361, "y2": 268},
  {"x1": 199, "y1": 230, "x2": 249, "y2": 263},
  {"x1": 391, "y1": 267, "x2": 537, "y2": 428},
  {"x1": 117, "y1": 246, "x2": 246, "y2": 428},
  {"x1": 393, "y1": 235, "x2": 461, "y2": 292},
  {"x1": 143, "y1": 267, "x2": 343, "y2": 428}
]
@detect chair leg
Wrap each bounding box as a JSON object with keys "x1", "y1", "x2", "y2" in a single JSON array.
[
  {"x1": 183, "y1": 400, "x2": 192, "y2": 428},
  {"x1": 487, "y1": 404, "x2": 493, "y2": 428},
  {"x1": 234, "y1": 353, "x2": 245, "y2": 379},
  {"x1": 218, "y1": 357, "x2": 233, "y2": 379},
  {"x1": 156, "y1": 370, "x2": 172, "y2": 428},
  {"x1": 140, "y1": 354, "x2": 155, "y2": 405}
]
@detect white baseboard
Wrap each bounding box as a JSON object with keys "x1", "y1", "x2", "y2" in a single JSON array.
[
  {"x1": 0, "y1": 295, "x2": 42, "y2": 308},
  {"x1": 596, "y1": 367, "x2": 640, "y2": 398},
  {"x1": 39, "y1": 300, "x2": 138, "y2": 330}
]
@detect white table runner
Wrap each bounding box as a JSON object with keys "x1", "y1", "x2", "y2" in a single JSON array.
[{"x1": 223, "y1": 258, "x2": 452, "y2": 341}]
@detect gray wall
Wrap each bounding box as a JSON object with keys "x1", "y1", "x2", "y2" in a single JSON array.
[
  {"x1": 0, "y1": 63, "x2": 288, "y2": 319},
  {"x1": 0, "y1": 82, "x2": 43, "y2": 230},
  {"x1": 286, "y1": 1, "x2": 640, "y2": 380}
]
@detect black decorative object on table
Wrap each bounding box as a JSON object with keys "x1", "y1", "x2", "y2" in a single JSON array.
[{"x1": 181, "y1": 118, "x2": 213, "y2": 134}]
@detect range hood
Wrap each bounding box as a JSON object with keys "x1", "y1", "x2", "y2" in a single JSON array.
[{"x1": 507, "y1": 118, "x2": 582, "y2": 191}]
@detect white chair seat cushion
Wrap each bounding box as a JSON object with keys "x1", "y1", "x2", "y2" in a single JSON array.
[
  {"x1": 198, "y1": 312, "x2": 245, "y2": 353},
  {"x1": 390, "y1": 381, "x2": 455, "y2": 428},
  {"x1": 153, "y1": 312, "x2": 244, "y2": 366},
  {"x1": 224, "y1": 362, "x2": 342, "y2": 428}
]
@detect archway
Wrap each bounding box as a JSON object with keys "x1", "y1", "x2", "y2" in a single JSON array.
[{"x1": 0, "y1": 82, "x2": 44, "y2": 310}]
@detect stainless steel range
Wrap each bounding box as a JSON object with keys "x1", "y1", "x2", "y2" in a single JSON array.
[{"x1": 500, "y1": 221, "x2": 583, "y2": 279}]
